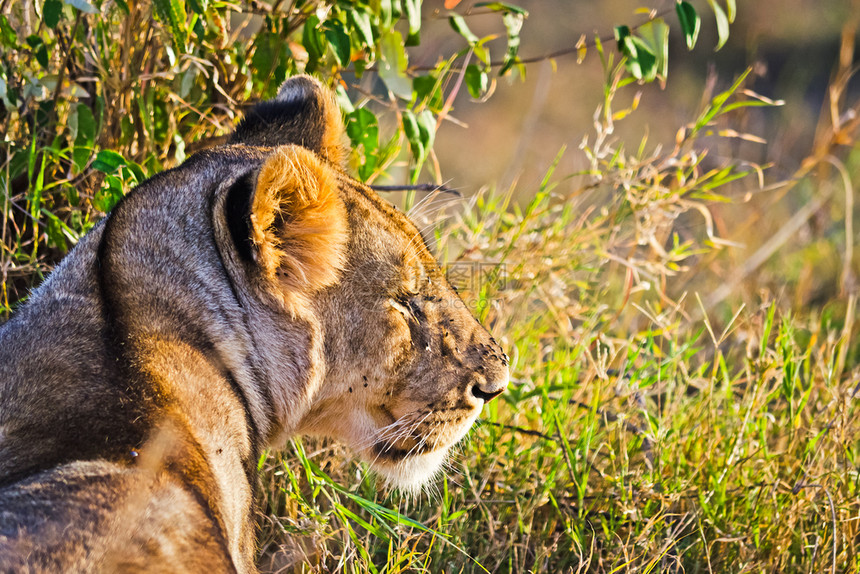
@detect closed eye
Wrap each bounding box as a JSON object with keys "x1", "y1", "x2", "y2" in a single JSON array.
[
  {"x1": 389, "y1": 297, "x2": 411, "y2": 318},
  {"x1": 390, "y1": 293, "x2": 422, "y2": 323}
]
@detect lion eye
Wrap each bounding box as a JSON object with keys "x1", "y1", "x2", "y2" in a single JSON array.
[
  {"x1": 389, "y1": 296, "x2": 408, "y2": 314},
  {"x1": 390, "y1": 292, "x2": 421, "y2": 322}
]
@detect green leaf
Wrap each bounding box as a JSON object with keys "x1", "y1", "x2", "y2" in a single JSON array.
[
  {"x1": 357, "y1": 151, "x2": 378, "y2": 181},
  {"x1": 390, "y1": 0, "x2": 403, "y2": 21},
  {"x1": 628, "y1": 36, "x2": 657, "y2": 80},
  {"x1": 0, "y1": 16, "x2": 17, "y2": 49},
  {"x1": 35, "y1": 45, "x2": 49, "y2": 69},
  {"x1": 186, "y1": 0, "x2": 207, "y2": 15},
  {"x1": 615, "y1": 26, "x2": 657, "y2": 81},
  {"x1": 402, "y1": 109, "x2": 423, "y2": 181},
  {"x1": 346, "y1": 108, "x2": 379, "y2": 154},
  {"x1": 0, "y1": 76, "x2": 8, "y2": 109},
  {"x1": 43, "y1": 210, "x2": 68, "y2": 251},
  {"x1": 334, "y1": 84, "x2": 354, "y2": 113},
  {"x1": 499, "y1": 11, "x2": 524, "y2": 75},
  {"x1": 379, "y1": 30, "x2": 412, "y2": 99},
  {"x1": 449, "y1": 14, "x2": 478, "y2": 45},
  {"x1": 113, "y1": 0, "x2": 129, "y2": 15},
  {"x1": 725, "y1": 0, "x2": 736, "y2": 22},
  {"x1": 334, "y1": 503, "x2": 387, "y2": 538},
  {"x1": 93, "y1": 175, "x2": 124, "y2": 212},
  {"x1": 416, "y1": 109, "x2": 435, "y2": 152},
  {"x1": 26, "y1": 35, "x2": 49, "y2": 69},
  {"x1": 45, "y1": 219, "x2": 67, "y2": 251},
  {"x1": 302, "y1": 15, "x2": 325, "y2": 73},
  {"x1": 473, "y1": 41, "x2": 491, "y2": 67},
  {"x1": 124, "y1": 160, "x2": 146, "y2": 184},
  {"x1": 151, "y1": 0, "x2": 187, "y2": 52},
  {"x1": 691, "y1": 68, "x2": 750, "y2": 135},
  {"x1": 178, "y1": 66, "x2": 195, "y2": 98},
  {"x1": 73, "y1": 144, "x2": 92, "y2": 173},
  {"x1": 252, "y1": 32, "x2": 277, "y2": 77},
  {"x1": 402, "y1": 109, "x2": 421, "y2": 156},
  {"x1": 346, "y1": 108, "x2": 379, "y2": 181},
  {"x1": 91, "y1": 150, "x2": 127, "y2": 174},
  {"x1": 707, "y1": 0, "x2": 730, "y2": 51},
  {"x1": 413, "y1": 74, "x2": 444, "y2": 111},
  {"x1": 379, "y1": 0, "x2": 394, "y2": 28},
  {"x1": 474, "y1": 1, "x2": 528, "y2": 15},
  {"x1": 348, "y1": 10, "x2": 374, "y2": 48},
  {"x1": 346, "y1": 108, "x2": 379, "y2": 180},
  {"x1": 403, "y1": 109, "x2": 435, "y2": 182},
  {"x1": 637, "y1": 19, "x2": 669, "y2": 80},
  {"x1": 675, "y1": 1, "x2": 700, "y2": 50},
  {"x1": 465, "y1": 64, "x2": 488, "y2": 99},
  {"x1": 614, "y1": 25, "x2": 631, "y2": 48},
  {"x1": 403, "y1": 0, "x2": 421, "y2": 46},
  {"x1": 72, "y1": 103, "x2": 96, "y2": 171},
  {"x1": 43, "y1": 0, "x2": 64, "y2": 29},
  {"x1": 324, "y1": 19, "x2": 351, "y2": 67}
]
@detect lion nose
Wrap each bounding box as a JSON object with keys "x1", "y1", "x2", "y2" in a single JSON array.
[{"x1": 470, "y1": 369, "x2": 509, "y2": 403}]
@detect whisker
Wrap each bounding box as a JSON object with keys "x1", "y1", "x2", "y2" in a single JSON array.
[
  {"x1": 363, "y1": 410, "x2": 434, "y2": 474},
  {"x1": 406, "y1": 186, "x2": 447, "y2": 218},
  {"x1": 403, "y1": 421, "x2": 434, "y2": 459},
  {"x1": 403, "y1": 219, "x2": 441, "y2": 255},
  {"x1": 409, "y1": 195, "x2": 466, "y2": 224},
  {"x1": 385, "y1": 411, "x2": 433, "y2": 454},
  {"x1": 353, "y1": 411, "x2": 420, "y2": 452},
  {"x1": 405, "y1": 180, "x2": 462, "y2": 216}
]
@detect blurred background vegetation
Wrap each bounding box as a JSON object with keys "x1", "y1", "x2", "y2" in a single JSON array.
[{"x1": 2, "y1": 0, "x2": 860, "y2": 572}]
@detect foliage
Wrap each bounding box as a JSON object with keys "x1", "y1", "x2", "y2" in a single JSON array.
[
  {"x1": 0, "y1": 0, "x2": 730, "y2": 310},
  {"x1": 2, "y1": 1, "x2": 860, "y2": 573}
]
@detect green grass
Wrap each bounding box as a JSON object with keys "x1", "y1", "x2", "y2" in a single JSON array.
[
  {"x1": 2, "y1": 2, "x2": 859, "y2": 572},
  {"x1": 251, "y1": 183, "x2": 860, "y2": 572}
]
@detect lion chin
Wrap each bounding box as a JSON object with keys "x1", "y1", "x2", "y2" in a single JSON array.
[{"x1": 368, "y1": 449, "x2": 449, "y2": 495}]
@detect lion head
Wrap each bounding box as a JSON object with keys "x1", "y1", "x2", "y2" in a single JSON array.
[{"x1": 219, "y1": 76, "x2": 509, "y2": 493}]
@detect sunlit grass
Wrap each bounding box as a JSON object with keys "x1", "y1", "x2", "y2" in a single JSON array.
[
  {"x1": 254, "y1": 197, "x2": 859, "y2": 572},
  {"x1": 248, "y1": 56, "x2": 860, "y2": 572}
]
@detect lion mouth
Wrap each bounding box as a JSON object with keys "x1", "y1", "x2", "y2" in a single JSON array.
[{"x1": 370, "y1": 437, "x2": 436, "y2": 461}]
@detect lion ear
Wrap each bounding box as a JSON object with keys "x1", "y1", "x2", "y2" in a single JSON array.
[
  {"x1": 241, "y1": 145, "x2": 348, "y2": 302},
  {"x1": 231, "y1": 75, "x2": 347, "y2": 167}
]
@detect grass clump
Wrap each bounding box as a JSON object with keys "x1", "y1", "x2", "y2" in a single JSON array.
[{"x1": 253, "y1": 47, "x2": 860, "y2": 574}]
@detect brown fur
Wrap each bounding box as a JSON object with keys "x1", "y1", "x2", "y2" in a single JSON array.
[{"x1": 0, "y1": 76, "x2": 508, "y2": 572}]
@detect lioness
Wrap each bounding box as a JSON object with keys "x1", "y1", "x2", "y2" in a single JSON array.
[{"x1": 0, "y1": 76, "x2": 509, "y2": 572}]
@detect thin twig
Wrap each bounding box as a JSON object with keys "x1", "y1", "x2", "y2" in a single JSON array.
[
  {"x1": 410, "y1": 8, "x2": 673, "y2": 73},
  {"x1": 478, "y1": 419, "x2": 554, "y2": 441},
  {"x1": 370, "y1": 183, "x2": 462, "y2": 197},
  {"x1": 51, "y1": 13, "x2": 82, "y2": 120}
]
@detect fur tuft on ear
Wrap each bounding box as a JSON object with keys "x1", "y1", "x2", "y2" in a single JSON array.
[
  {"x1": 231, "y1": 75, "x2": 348, "y2": 167},
  {"x1": 250, "y1": 145, "x2": 348, "y2": 303}
]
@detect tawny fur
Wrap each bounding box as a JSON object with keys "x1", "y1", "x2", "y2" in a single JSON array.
[
  {"x1": 250, "y1": 146, "x2": 348, "y2": 310},
  {"x1": 0, "y1": 75, "x2": 509, "y2": 573}
]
